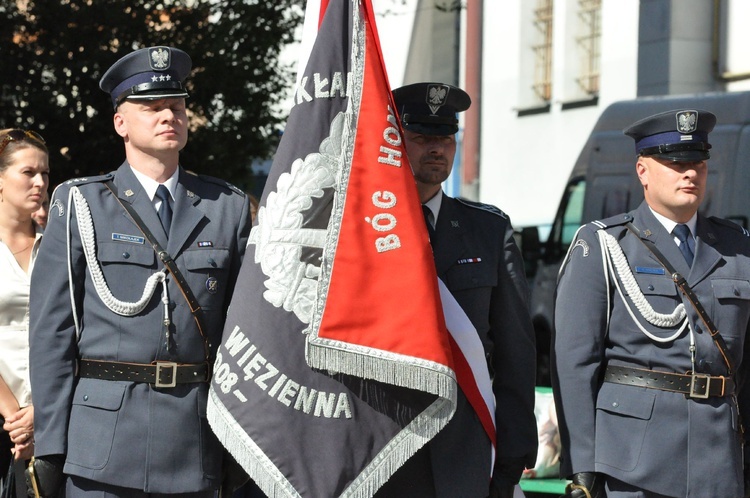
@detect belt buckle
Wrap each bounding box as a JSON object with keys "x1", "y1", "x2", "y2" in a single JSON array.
[
  {"x1": 155, "y1": 361, "x2": 178, "y2": 388},
  {"x1": 689, "y1": 373, "x2": 711, "y2": 399}
]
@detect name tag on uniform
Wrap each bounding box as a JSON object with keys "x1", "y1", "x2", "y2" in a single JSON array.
[
  {"x1": 112, "y1": 233, "x2": 145, "y2": 244},
  {"x1": 635, "y1": 266, "x2": 665, "y2": 275}
]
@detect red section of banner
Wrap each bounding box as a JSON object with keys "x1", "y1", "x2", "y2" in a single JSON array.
[
  {"x1": 316, "y1": 5, "x2": 452, "y2": 366},
  {"x1": 318, "y1": 0, "x2": 330, "y2": 29}
]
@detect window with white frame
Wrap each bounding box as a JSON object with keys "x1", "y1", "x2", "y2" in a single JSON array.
[
  {"x1": 532, "y1": 0, "x2": 554, "y2": 101},
  {"x1": 518, "y1": 0, "x2": 554, "y2": 112},
  {"x1": 575, "y1": 0, "x2": 600, "y2": 95},
  {"x1": 562, "y1": 0, "x2": 600, "y2": 103}
]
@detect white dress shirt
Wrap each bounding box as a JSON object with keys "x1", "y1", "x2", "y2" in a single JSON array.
[
  {"x1": 422, "y1": 190, "x2": 443, "y2": 228},
  {"x1": 649, "y1": 207, "x2": 697, "y2": 248},
  {"x1": 130, "y1": 166, "x2": 179, "y2": 212},
  {"x1": 0, "y1": 229, "x2": 43, "y2": 407}
]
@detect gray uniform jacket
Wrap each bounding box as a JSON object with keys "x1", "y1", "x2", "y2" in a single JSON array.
[
  {"x1": 29, "y1": 163, "x2": 250, "y2": 493},
  {"x1": 553, "y1": 201, "x2": 750, "y2": 497},
  {"x1": 382, "y1": 194, "x2": 538, "y2": 497}
]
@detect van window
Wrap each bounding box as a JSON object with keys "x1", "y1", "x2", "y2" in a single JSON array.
[
  {"x1": 602, "y1": 188, "x2": 629, "y2": 219},
  {"x1": 545, "y1": 177, "x2": 586, "y2": 263},
  {"x1": 562, "y1": 180, "x2": 586, "y2": 246}
]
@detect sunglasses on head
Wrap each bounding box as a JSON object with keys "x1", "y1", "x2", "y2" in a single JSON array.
[{"x1": 0, "y1": 129, "x2": 46, "y2": 156}]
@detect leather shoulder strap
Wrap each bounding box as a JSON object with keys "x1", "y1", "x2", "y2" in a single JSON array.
[
  {"x1": 625, "y1": 222, "x2": 734, "y2": 374},
  {"x1": 103, "y1": 180, "x2": 210, "y2": 361}
]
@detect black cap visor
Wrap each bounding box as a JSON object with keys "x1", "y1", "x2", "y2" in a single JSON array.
[
  {"x1": 651, "y1": 150, "x2": 710, "y2": 162},
  {"x1": 640, "y1": 142, "x2": 711, "y2": 162},
  {"x1": 116, "y1": 81, "x2": 189, "y2": 107},
  {"x1": 402, "y1": 113, "x2": 458, "y2": 136},
  {"x1": 122, "y1": 90, "x2": 189, "y2": 102}
]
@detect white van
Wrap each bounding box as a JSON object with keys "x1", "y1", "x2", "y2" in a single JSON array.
[{"x1": 521, "y1": 91, "x2": 750, "y2": 386}]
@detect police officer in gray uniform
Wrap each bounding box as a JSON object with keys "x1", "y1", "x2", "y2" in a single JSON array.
[
  {"x1": 27, "y1": 46, "x2": 250, "y2": 497},
  {"x1": 553, "y1": 109, "x2": 750, "y2": 497},
  {"x1": 378, "y1": 82, "x2": 537, "y2": 498}
]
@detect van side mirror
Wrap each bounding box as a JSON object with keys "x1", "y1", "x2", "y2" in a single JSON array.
[{"x1": 520, "y1": 226, "x2": 542, "y2": 277}]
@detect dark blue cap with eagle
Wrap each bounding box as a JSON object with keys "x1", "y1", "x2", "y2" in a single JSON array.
[
  {"x1": 624, "y1": 109, "x2": 716, "y2": 162},
  {"x1": 99, "y1": 46, "x2": 191, "y2": 109},
  {"x1": 392, "y1": 82, "x2": 471, "y2": 136}
]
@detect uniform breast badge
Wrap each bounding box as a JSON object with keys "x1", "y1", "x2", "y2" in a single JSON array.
[{"x1": 206, "y1": 276, "x2": 218, "y2": 294}]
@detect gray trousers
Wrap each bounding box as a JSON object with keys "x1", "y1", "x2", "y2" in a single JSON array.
[
  {"x1": 604, "y1": 476, "x2": 677, "y2": 498},
  {"x1": 66, "y1": 476, "x2": 216, "y2": 498}
]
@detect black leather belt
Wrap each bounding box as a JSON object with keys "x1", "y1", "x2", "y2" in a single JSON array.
[
  {"x1": 78, "y1": 359, "x2": 210, "y2": 388},
  {"x1": 604, "y1": 365, "x2": 734, "y2": 399}
]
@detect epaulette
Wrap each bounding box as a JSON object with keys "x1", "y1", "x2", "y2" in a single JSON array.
[
  {"x1": 709, "y1": 216, "x2": 750, "y2": 237},
  {"x1": 61, "y1": 172, "x2": 115, "y2": 187},
  {"x1": 590, "y1": 213, "x2": 633, "y2": 230},
  {"x1": 197, "y1": 174, "x2": 245, "y2": 196},
  {"x1": 455, "y1": 198, "x2": 508, "y2": 219},
  {"x1": 49, "y1": 173, "x2": 114, "y2": 219}
]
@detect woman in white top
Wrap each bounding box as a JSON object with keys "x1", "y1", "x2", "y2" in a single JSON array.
[{"x1": 0, "y1": 129, "x2": 48, "y2": 494}]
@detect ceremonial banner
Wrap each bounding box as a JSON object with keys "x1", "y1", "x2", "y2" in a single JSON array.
[{"x1": 207, "y1": 0, "x2": 492, "y2": 496}]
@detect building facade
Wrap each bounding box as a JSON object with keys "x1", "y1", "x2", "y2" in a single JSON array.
[{"x1": 380, "y1": 0, "x2": 750, "y2": 227}]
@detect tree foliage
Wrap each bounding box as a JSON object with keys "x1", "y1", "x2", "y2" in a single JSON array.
[{"x1": 0, "y1": 0, "x2": 303, "y2": 191}]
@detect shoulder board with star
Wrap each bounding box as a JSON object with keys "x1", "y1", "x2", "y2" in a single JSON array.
[
  {"x1": 455, "y1": 198, "x2": 508, "y2": 219},
  {"x1": 708, "y1": 216, "x2": 750, "y2": 237},
  {"x1": 590, "y1": 213, "x2": 633, "y2": 230},
  {"x1": 196, "y1": 174, "x2": 245, "y2": 196},
  {"x1": 49, "y1": 173, "x2": 115, "y2": 218},
  {"x1": 61, "y1": 172, "x2": 115, "y2": 187}
]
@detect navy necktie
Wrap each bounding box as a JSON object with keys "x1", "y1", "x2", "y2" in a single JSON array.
[
  {"x1": 673, "y1": 224, "x2": 694, "y2": 266},
  {"x1": 155, "y1": 185, "x2": 172, "y2": 235},
  {"x1": 422, "y1": 204, "x2": 436, "y2": 245}
]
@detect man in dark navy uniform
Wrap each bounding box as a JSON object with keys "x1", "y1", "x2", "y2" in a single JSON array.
[
  {"x1": 28, "y1": 46, "x2": 250, "y2": 497},
  {"x1": 380, "y1": 82, "x2": 538, "y2": 498},
  {"x1": 553, "y1": 109, "x2": 750, "y2": 497}
]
